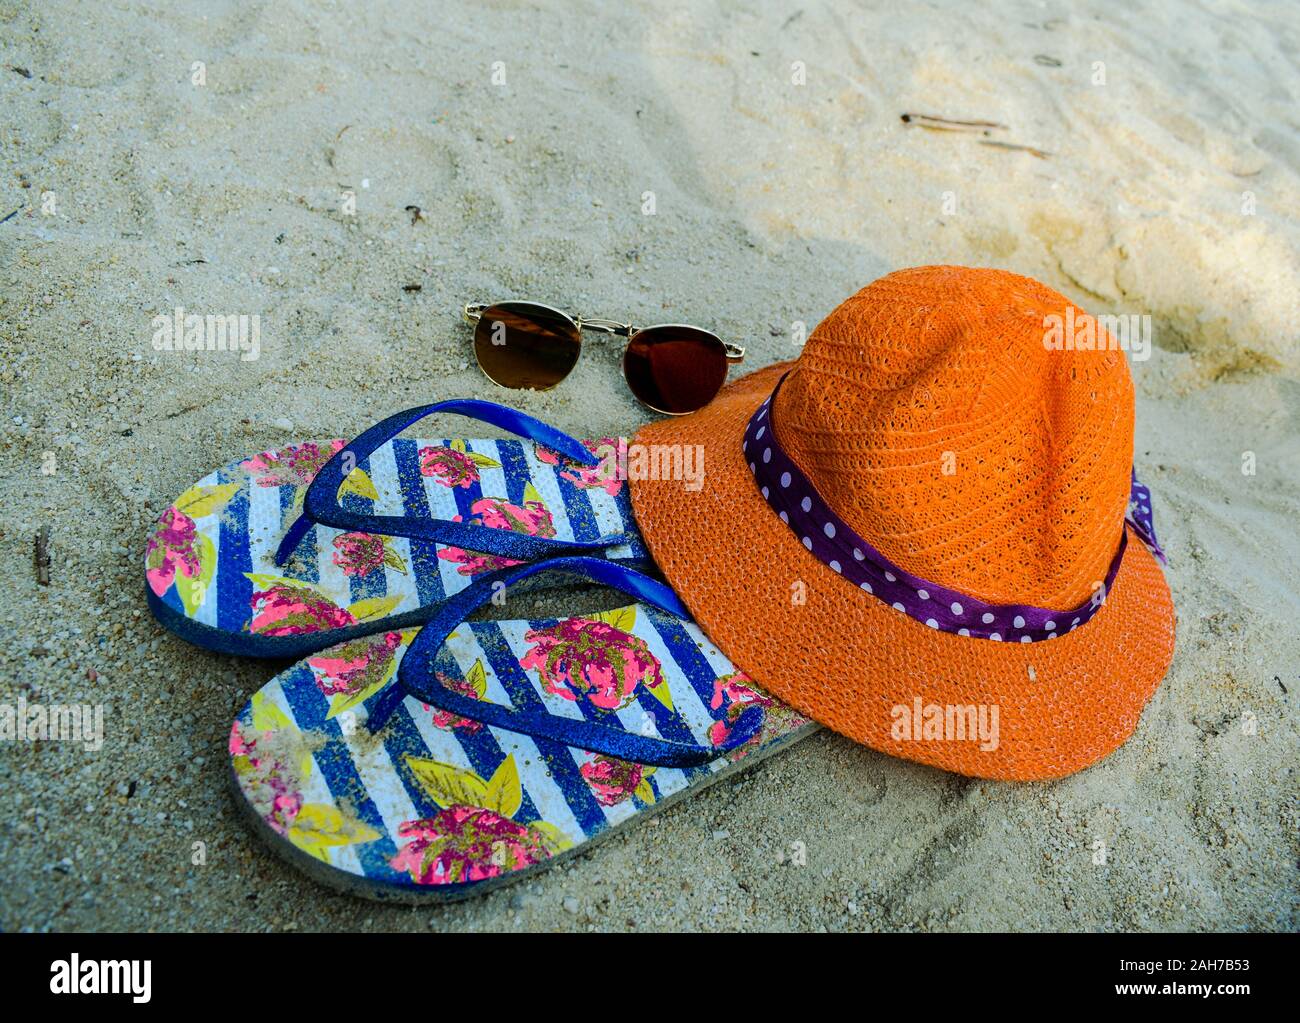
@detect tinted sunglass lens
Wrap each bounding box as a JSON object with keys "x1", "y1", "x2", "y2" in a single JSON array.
[
  {"x1": 623, "y1": 326, "x2": 728, "y2": 414},
  {"x1": 473, "y1": 302, "x2": 581, "y2": 390}
]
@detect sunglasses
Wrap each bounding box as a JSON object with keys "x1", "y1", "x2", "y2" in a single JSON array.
[{"x1": 463, "y1": 301, "x2": 745, "y2": 415}]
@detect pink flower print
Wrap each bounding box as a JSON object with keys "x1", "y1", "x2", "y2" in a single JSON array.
[
  {"x1": 331, "y1": 532, "x2": 384, "y2": 577},
  {"x1": 419, "y1": 446, "x2": 480, "y2": 488},
  {"x1": 228, "y1": 723, "x2": 255, "y2": 758},
  {"x1": 272, "y1": 792, "x2": 303, "y2": 830},
  {"x1": 473, "y1": 498, "x2": 554, "y2": 535},
  {"x1": 708, "y1": 672, "x2": 771, "y2": 748},
  {"x1": 145, "y1": 505, "x2": 202, "y2": 597},
  {"x1": 580, "y1": 754, "x2": 646, "y2": 806},
  {"x1": 307, "y1": 631, "x2": 403, "y2": 697},
  {"x1": 424, "y1": 673, "x2": 484, "y2": 733},
  {"x1": 519, "y1": 617, "x2": 664, "y2": 711},
  {"x1": 240, "y1": 440, "x2": 346, "y2": 489},
  {"x1": 436, "y1": 497, "x2": 557, "y2": 577},
  {"x1": 708, "y1": 671, "x2": 805, "y2": 756},
  {"x1": 438, "y1": 548, "x2": 524, "y2": 576},
  {"x1": 229, "y1": 721, "x2": 304, "y2": 836},
  {"x1": 249, "y1": 582, "x2": 356, "y2": 636},
  {"x1": 535, "y1": 438, "x2": 624, "y2": 496},
  {"x1": 439, "y1": 550, "x2": 522, "y2": 576},
  {"x1": 389, "y1": 807, "x2": 558, "y2": 885}
]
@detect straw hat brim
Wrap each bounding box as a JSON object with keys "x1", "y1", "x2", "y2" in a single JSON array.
[{"x1": 630, "y1": 362, "x2": 1176, "y2": 781}]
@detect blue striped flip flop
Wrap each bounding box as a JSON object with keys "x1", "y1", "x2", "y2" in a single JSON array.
[
  {"x1": 227, "y1": 558, "x2": 818, "y2": 901},
  {"x1": 146, "y1": 400, "x2": 647, "y2": 659}
]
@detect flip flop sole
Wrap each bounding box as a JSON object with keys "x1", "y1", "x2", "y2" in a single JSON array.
[
  {"x1": 146, "y1": 435, "x2": 643, "y2": 654},
  {"x1": 228, "y1": 603, "x2": 818, "y2": 903}
]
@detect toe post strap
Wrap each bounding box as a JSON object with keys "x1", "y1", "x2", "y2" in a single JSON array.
[
  {"x1": 274, "y1": 398, "x2": 626, "y2": 566},
  {"x1": 367, "y1": 557, "x2": 762, "y2": 769}
]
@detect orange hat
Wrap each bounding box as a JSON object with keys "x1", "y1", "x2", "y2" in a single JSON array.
[{"x1": 630, "y1": 266, "x2": 1175, "y2": 780}]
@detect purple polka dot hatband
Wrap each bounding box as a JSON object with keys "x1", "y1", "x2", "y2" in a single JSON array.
[{"x1": 742, "y1": 375, "x2": 1167, "y2": 644}]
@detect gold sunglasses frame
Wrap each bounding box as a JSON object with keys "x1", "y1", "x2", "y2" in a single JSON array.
[{"x1": 462, "y1": 301, "x2": 744, "y2": 416}]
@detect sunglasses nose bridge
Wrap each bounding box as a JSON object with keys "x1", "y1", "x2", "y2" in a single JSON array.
[{"x1": 575, "y1": 316, "x2": 632, "y2": 338}]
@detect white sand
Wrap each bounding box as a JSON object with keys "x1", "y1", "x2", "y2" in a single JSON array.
[{"x1": 1, "y1": 0, "x2": 1296, "y2": 931}]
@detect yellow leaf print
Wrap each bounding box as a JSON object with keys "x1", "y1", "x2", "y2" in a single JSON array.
[
  {"x1": 482, "y1": 756, "x2": 523, "y2": 818},
  {"x1": 465, "y1": 658, "x2": 489, "y2": 699},
  {"x1": 647, "y1": 676, "x2": 674, "y2": 714},
  {"x1": 174, "y1": 482, "x2": 241, "y2": 519},
  {"x1": 338, "y1": 467, "x2": 379, "y2": 501},
  {"x1": 348, "y1": 594, "x2": 403, "y2": 622},
  {"x1": 287, "y1": 804, "x2": 381, "y2": 862},
  {"x1": 244, "y1": 574, "x2": 337, "y2": 603},
  {"x1": 248, "y1": 692, "x2": 313, "y2": 779},
  {"x1": 325, "y1": 654, "x2": 400, "y2": 720},
  {"x1": 592, "y1": 605, "x2": 637, "y2": 633},
  {"x1": 250, "y1": 691, "x2": 292, "y2": 731},
  {"x1": 528, "y1": 820, "x2": 573, "y2": 854},
  {"x1": 406, "y1": 757, "x2": 490, "y2": 809}
]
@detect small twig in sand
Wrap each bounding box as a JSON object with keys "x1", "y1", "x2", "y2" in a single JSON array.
[
  {"x1": 902, "y1": 112, "x2": 1052, "y2": 160},
  {"x1": 324, "y1": 125, "x2": 352, "y2": 170},
  {"x1": 979, "y1": 139, "x2": 1053, "y2": 159},
  {"x1": 34, "y1": 526, "x2": 51, "y2": 586},
  {"x1": 901, "y1": 113, "x2": 1007, "y2": 133},
  {"x1": 0, "y1": 209, "x2": 17, "y2": 225},
  {"x1": 405, "y1": 205, "x2": 425, "y2": 225},
  {"x1": 165, "y1": 402, "x2": 203, "y2": 420}
]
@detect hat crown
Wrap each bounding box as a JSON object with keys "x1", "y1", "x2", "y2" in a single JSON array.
[{"x1": 774, "y1": 265, "x2": 1134, "y2": 609}]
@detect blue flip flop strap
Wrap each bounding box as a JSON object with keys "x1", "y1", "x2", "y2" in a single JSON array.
[
  {"x1": 276, "y1": 398, "x2": 626, "y2": 565},
  {"x1": 369, "y1": 557, "x2": 763, "y2": 768}
]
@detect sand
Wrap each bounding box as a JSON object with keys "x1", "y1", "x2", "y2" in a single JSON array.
[{"x1": 1, "y1": 0, "x2": 1296, "y2": 931}]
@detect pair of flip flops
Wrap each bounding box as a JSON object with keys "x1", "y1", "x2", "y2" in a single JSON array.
[{"x1": 148, "y1": 399, "x2": 816, "y2": 901}]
